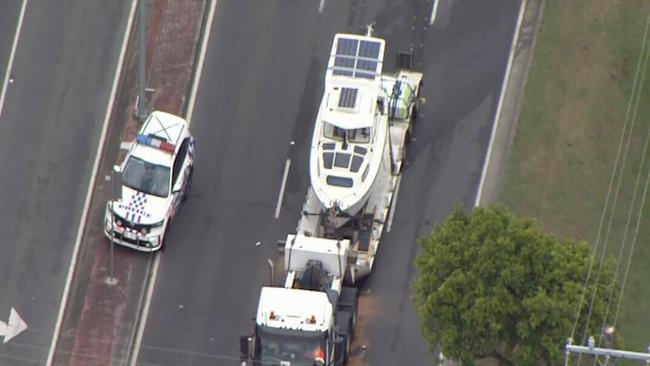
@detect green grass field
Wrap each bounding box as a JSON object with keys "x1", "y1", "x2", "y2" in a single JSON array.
[{"x1": 501, "y1": 0, "x2": 650, "y2": 356}]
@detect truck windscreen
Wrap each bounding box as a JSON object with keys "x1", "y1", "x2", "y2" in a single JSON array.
[{"x1": 255, "y1": 326, "x2": 327, "y2": 365}]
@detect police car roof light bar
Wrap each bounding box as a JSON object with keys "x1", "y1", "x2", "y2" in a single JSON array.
[{"x1": 136, "y1": 134, "x2": 175, "y2": 153}]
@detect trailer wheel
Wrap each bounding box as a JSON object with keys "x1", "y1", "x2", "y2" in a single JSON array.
[
  {"x1": 349, "y1": 301, "x2": 358, "y2": 340},
  {"x1": 343, "y1": 332, "x2": 351, "y2": 365},
  {"x1": 411, "y1": 103, "x2": 419, "y2": 122}
]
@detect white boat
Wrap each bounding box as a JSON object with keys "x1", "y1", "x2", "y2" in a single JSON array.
[{"x1": 309, "y1": 33, "x2": 389, "y2": 217}]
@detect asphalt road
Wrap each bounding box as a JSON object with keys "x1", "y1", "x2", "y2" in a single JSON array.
[
  {"x1": 0, "y1": 1, "x2": 21, "y2": 83},
  {"x1": 0, "y1": 1, "x2": 130, "y2": 365},
  {"x1": 357, "y1": 0, "x2": 521, "y2": 364},
  {"x1": 136, "y1": 0, "x2": 521, "y2": 365}
]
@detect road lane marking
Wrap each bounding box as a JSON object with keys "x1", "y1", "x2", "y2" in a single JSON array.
[
  {"x1": 186, "y1": 0, "x2": 218, "y2": 124},
  {"x1": 319, "y1": 0, "x2": 326, "y2": 13},
  {"x1": 275, "y1": 158, "x2": 292, "y2": 219},
  {"x1": 429, "y1": 0, "x2": 439, "y2": 25},
  {"x1": 129, "y1": 252, "x2": 160, "y2": 366},
  {"x1": 0, "y1": 0, "x2": 28, "y2": 120},
  {"x1": 0, "y1": 308, "x2": 28, "y2": 344},
  {"x1": 474, "y1": 0, "x2": 527, "y2": 207},
  {"x1": 45, "y1": 0, "x2": 139, "y2": 364},
  {"x1": 129, "y1": 1, "x2": 219, "y2": 365},
  {"x1": 386, "y1": 175, "x2": 402, "y2": 233}
]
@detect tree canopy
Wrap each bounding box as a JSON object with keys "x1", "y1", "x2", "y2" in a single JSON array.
[{"x1": 412, "y1": 205, "x2": 618, "y2": 366}]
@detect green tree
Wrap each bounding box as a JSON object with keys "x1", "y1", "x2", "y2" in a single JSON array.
[{"x1": 412, "y1": 205, "x2": 618, "y2": 366}]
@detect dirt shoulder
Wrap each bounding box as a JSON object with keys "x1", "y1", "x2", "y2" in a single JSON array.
[
  {"x1": 52, "y1": 1, "x2": 207, "y2": 365},
  {"x1": 500, "y1": 0, "x2": 650, "y2": 355}
]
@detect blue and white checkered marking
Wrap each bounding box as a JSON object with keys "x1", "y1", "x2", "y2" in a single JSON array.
[{"x1": 118, "y1": 191, "x2": 152, "y2": 222}]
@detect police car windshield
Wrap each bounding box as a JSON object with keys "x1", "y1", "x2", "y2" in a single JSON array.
[
  {"x1": 122, "y1": 156, "x2": 170, "y2": 197},
  {"x1": 255, "y1": 326, "x2": 327, "y2": 365}
]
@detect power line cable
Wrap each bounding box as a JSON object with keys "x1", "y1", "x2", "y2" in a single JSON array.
[
  {"x1": 569, "y1": 5, "x2": 650, "y2": 344},
  {"x1": 597, "y1": 119, "x2": 650, "y2": 351},
  {"x1": 581, "y1": 22, "x2": 650, "y2": 349},
  {"x1": 613, "y1": 153, "x2": 650, "y2": 330}
]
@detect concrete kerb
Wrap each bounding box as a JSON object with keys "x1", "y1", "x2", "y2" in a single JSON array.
[{"x1": 475, "y1": 0, "x2": 545, "y2": 207}]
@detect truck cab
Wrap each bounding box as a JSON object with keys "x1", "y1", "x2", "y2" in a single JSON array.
[{"x1": 241, "y1": 237, "x2": 358, "y2": 365}]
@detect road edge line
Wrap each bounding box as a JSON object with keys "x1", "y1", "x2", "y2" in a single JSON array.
[
  {"x1": 45, "y1": 0, "x2": 139, "y2": 364},
  {"x1": 128, "y1": 1, "x2": 218, "y2": 365},
  {"x1": 474, "y1": 0, "x2": 527, "y2": 207},
  {"x1": 0, "y1": 0, "x2": 28, "y2": 119}
]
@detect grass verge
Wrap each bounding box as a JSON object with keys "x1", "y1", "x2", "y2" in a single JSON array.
[{"x1": 501, "y1": 0, "x2": 650, "y2": 356}]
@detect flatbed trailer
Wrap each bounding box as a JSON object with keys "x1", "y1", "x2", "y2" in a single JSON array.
[{"x1": 294, "y1": 68, "x2": 422, "y2": 283}]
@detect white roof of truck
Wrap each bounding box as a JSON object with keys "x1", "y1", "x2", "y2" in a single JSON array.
[{"x1": 256, "y1": 287, "x2": 333, "y2": 332}]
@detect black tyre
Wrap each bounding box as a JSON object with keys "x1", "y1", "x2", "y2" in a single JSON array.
[
  {"x1": 343, "y1": 332, "x2": 350, "y2": 365},
  {"x1": 346, "y1": 300, "x2": 358, "y2": 342},
  {"x1": 411, "y1": 103, "x2": 419, "y2": 122}
]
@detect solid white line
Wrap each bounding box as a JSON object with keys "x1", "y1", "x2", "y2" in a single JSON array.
[
  {"x1": 275, "y1": 158, "x2": 292, "y2": 219},
  {"x1": 429, "y1": 0, "x2": 439, "y2": 25},
  {"x1": 45, "y1": 0, "x2": 139, "y2": 365},
  {"x1": 0, "y1": 0, "x2": 28, "y2": 120},
  {"x1": 130, "y1": 1, "x2": 219, "y2": 365},
  {"x1": 319, "y1": 0, "x2": 326, "y2": 13},
  {"x1": 386, "y1": 175, "x2": 402, "y2": 233},
  {"x1": 129, "y1": 253, "x2": 160, "y2": 366},
  {"x1": 186, "y1": 0, "x2": 218, "y2": 124},
  {"x1": 473, "y1": 0, "x2": 527, "y2": 207}
]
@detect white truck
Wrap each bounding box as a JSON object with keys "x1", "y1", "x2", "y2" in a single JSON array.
[
  {"x1": 240, "y1": 30, "x2": 422, "y2": 365},
  {"x1": 240, "y1": 237, "x2": 358, "y2": 366}
]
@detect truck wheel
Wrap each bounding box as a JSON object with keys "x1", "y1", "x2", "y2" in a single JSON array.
[
  {"x1": 343, "y1": 332, "x2": 351, "y2": 365},
  {"x1": 350, "y1": 307, "x2": 357, "y2": 339}
]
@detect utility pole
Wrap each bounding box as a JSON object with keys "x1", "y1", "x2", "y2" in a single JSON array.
[
  {"x1": 565, "y1": 332, "x2": 650, "y2": 365},
  {"x1": 106, "y1": 167, "x2": 120, "y2": 286},
  {"x1": 135, "y1": 0, "x2": 148, "y2": 120}
]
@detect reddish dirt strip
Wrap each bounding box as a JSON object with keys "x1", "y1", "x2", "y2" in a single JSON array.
[{"x1": 52, "y1": 1, "x2": 207, "y2": 365}]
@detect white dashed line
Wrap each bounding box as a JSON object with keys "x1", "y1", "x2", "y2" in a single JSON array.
[
  {"x1": 429, "y1": 0, "x2": 440, "y2": 25},
  {"x1": 0, "y1": 0, "x2": 28, "y2": 120},
  {"x1": 275, "y1": 158, "x2": 292, "y2": 219},
  {"x1": 319, "y1": 0, "x2": 326, "y2": 13}
]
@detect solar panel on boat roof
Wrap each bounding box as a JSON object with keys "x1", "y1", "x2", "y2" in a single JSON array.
[
  {"x1": 336, "y1": 38, "x2": 358, "y2": 56},
  {"x1": 333, "y1": 36, "x2": 382, "y2": 80},
  {"x1": 358, "y1": 40, "x2": 381, "y2": 58},
  {"x1": 338, "y1": 87, "x2": 358, "y2": 109}
]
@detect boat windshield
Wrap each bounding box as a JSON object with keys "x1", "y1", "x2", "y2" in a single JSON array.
[
  {"x1": 122, "y1": 156, "x2": 170, "y2": 198},
  {"x1": 323, "y1": 122, "x2": 370, "y2": 144},
  {"x1": 255, "y1": 326, "x2": 327, "y2": 365},
  {"x1": 323, "y1": 122, "x2": 345, "y2": 141},
  {"x1": 348, "y1": 127, "x2": 370, "y2": 143}
]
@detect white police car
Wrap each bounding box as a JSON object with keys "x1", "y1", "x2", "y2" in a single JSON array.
[{"x1": 104, "y1": 111, "x2": 194, "y2": 252}]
